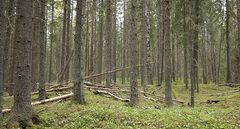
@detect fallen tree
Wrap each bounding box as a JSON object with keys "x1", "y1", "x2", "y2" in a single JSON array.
[
  {"x1": 3, "y1": 93, "x2": 74, "y2": 114},
  {"x1": 209, "y1": 90, "x2": 240, "y2": 96},
  {"x1": 93, "y1": 90, "x2": 130, "y2": 102}
]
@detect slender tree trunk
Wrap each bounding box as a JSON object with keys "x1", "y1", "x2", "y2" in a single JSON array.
[
  {"x1": 146, "y1": 1, "x2": 153, "y2": 85},
  {"x1": 112, "y1": 0, "x2": 117, "y2": 83},
  {"x1": 122, "y1": 0, "x2": 128, "y2": 84},
  {"x1": 97, "y1": 0, "x2": 104, "y2": 83},
  {"x1": 85, "y1": 2, "x2": 89, "y2": 76},
  {"x1": 48, "y1": 0, "x2": 54, "y2": 83},
  {"x1": 105, "y1": 0, "x2": 112, "y2": 87},
  {"x1": 157, "y1": 0, "x2": 163, "y2": 86},
  {"x1": 60, "y1": 0, "x2": 67, "y2": 82},
  {"x1": 140, "y1": 0, "x2": 147, "y2": 91},
  {"x1": 202, "y1": 29, "x2": 208, "y2": 84},
  {"x1": 32, "y1": 0, "x2": 40, "y2": 91},
  {"x1": 10, "y1": 0, "x2": 34, "y2": 126},
  {"x1": 0, "y1": 0, "x2": 7, "y2": 117},
  {"x1": 183, "y1": 0, "x2": 189, "y2": 89},
  {"x1": 65, "y1": 0, "x2": 71, "y2": 82},
  {"x1": 39, "y1": 0, "x2": 47, "y2": 100},
  {"x1": 237, "y1": 0, "x2": 240, "y2": 81},
  {"x1": 226, "y1": 0, "x2": 232, "y2": 83},
  {"x1": 172, "y1": 31, "x2": 176, "y2": 82},
  {"x1": 73, "y1": 0, "x2": 86, "y2": 104},
  {"x1": 163, "y1": 0, "x2": 173, "y2": 106},
  {"x1": 190, "y1": 0, "x2": 200, "y2": 107},
  {"x1": 129, "y1": 0, "x2": 138, "y2": 106}
]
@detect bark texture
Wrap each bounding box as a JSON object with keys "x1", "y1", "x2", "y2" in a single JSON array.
[{"x1": 73, "y1": 0, "x2": 86, "y2": 104}]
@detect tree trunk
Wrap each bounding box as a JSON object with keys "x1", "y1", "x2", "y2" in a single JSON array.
[
  {"x1": 157, "y1": 0, "x2": 163, "y2": 86},
  {"x1": 237, "y1": 0, "x2": 240, "y2": 82},
  {"x1": 183, "y1": 0, "x2": 189, "y2": 89},
  {"x1": 60, "y1": 0, "x2": 67, "y2": 82},
  {"x1": 10, "y1": 0, "x2": 35, "y2": 126},
  {"x1": 97, "y1": 0, "x2": 104, "y2": 83},
  {"x1": 48, "y1": 0, "x2": 54, "y2": 83},
  {"x1": 163, "y1": 0, "x2": 173, "y2": 106},
  {"x1": 112, "y1": 0, "x2": 117, "y2": 83},
  {"x1": 146, "y1": 1, "x2": 153, "y2": 85},
  {"x1": 73, "y1": 0, "x2": 86, "y2": 104},
  {"x1": 32, "y1": 0, "x2": 40, "y2": 91},
  {"x1": 129, "y1": 0, "x2": 138, "y2": 106},
  {"x1": 38, "y1": 0, "x2": 47, "y2": 100},
  {"x1": 140, "y1": 0, "x2": 147, "y2": 91},
  {"x1": 0, "y1": 0, "x2": 7, "y2": 117},
  {"x1": 6, "y1": 0, "x2": 15, "y2": 96},
  {"x1": 226, "y1": 0, "x2": 232, "y2": 83},
  {"x1": 122, "y1": 0, "x2": 128, "y2": 84},
  {"x1": 105, "y1": 0, "x2": 112, "y2": 87},
  {"x1": 65, "y1": 0, "x2": 71, "y2": 82}
]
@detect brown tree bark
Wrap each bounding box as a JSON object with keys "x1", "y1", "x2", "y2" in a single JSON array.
[
  {"x1": 60, "y1": 0, "x2": 68, "y2": 82},
  {"x1": 48, "y1": 0, "x2": 54, "y2": 83},
  {"x1": 65, "y1": 0, "x2": 71, "y2": 82},
  {"x1": 0, "y1": 0, "x2": 7, "y2": 118},
  {"x1": 237, "y1": 0, "x2": 240, "y2": 81},
  {"x1": 163, "y1": 0, "x2": 173, "y2": 106},
  {"x1": 73, "y1": 0, "x2": 86, "y2": 104},
  {"x1": 129, "y1": 0, "x2": 138, "y2": 106},
  {"x1": 9, "y1": 0, "x2": 35, "y2": 127},
  {"x1": 97, "y1": 0, "x2": 104, "y2": 83},
  {"x1": 32, "y1": 0, "x2": 40, "y2": 91},
  {"x1": 226, "y1": 0, "x2": 232, "y2": 83},
  {"x1": 38, "y1": 0, "x2": 47, "y2": 100},
  {"x1": 105, "y1": 0, "x2": 112, "y2": 87},
  {"x1": 112, "y1": 0, "x2": 117, "y2": 83}
]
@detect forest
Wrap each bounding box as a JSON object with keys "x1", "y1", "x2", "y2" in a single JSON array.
[{"x1": 0, "y1": 0, "x2": 240, "y2": 128}]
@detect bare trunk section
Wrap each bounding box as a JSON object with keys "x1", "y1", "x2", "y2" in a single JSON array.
[
  {"x1": 112, "y1": 0, "x2": 117, "y2": 83},
  {"x1": 32, "y1": 0, "x2": 40, "y2": 91},
  {"x1": 140, "y1": 0, "x2": 147, "y2": 91},
  {"x1": 9, "y1": 0, "x2": 35, "y2": 127},
  {"x1": 73, "y1": 0, "x2": 86, "y2": 104},
  {"x1": 129, "y1": 0, "x2": 138, "y2": 106},
  {"x1": 97, "y1": 0, "x2": 104, "y2": 83},
  {"x1": 237, "y1": 0, "x2": 240, "y2": 81},
  {"x1": 39, "y1": 0, "x2": 47, "y2": 100},
  {"x1": 60, "y1": 0, "x2": 67, "y2": 82},
  {"x1": 48, "y1": 0, "x2": 54, "y2": 83},
  {"x1": 226, "y1": 0, "x2": 232, "y2": 83},
  {"x1": 0, "y1": 0, "x2": 7, "y2": 117},
  {"x1": 65, "y1": 0, "x2": 71, "y2": 82},
  {"x1": 163, "y1": 0, "x2": 173, "y2": 106},
  {"x1": 105, "y1": 0, "x2": 112, "y2": 87}
]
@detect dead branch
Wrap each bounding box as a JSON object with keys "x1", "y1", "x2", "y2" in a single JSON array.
[{"x1": 93, "y1": 90, "x2": 130, "y2": 102}]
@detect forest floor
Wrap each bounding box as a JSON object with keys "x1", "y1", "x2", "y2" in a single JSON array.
[{"x1": 0, "y1": 81, "x2": 239, "y2": 129}]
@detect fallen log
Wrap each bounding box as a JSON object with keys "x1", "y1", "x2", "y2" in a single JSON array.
[
  {"x1": 209, "y1": 90, "x2": 240, "y2": 96},
  {"x1": 3, "y1": 93, "x2": 74, "y2": 114},
  {"x1": 93, "y1": 90, "x2": 130, "y2": 102},
  {"x1": 140, "y1": 91, "x2": 185, "y2": 104},
  {"x1": 143, "y1": 96, "x2": 164, "y2": 103}
]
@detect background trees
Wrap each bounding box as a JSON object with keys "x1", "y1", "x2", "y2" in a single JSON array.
[{"x1": 1, "y1": 0, "x2": 240, "y2": 127}]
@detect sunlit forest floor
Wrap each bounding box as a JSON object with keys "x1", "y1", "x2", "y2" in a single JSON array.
[{"x1": 1, "y1": 80, "x2": 239, "y2": 129}]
